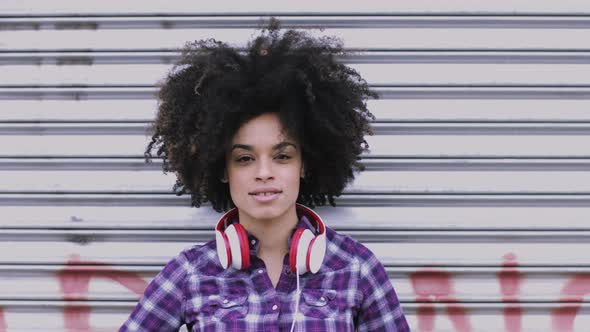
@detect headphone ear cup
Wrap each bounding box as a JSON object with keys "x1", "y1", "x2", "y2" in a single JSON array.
[
  {"x1": 290, "y1": 228, "x2": 315, "y2": 275},
  {"x1": 215, "y1": 229, "x2": 231, "y2": 269},
  {"x1": 231, "y1": 223, "x2": 251, "y2": 269},
  {"x1": 289, "y1": 228, "x2": 305, "y2": 273},
  {"x1": 224, "y1": 224, "x2": 250, "y2": 270},
  {"x1": 307, "y1": 232, "x2": 326, "y2": 274}
]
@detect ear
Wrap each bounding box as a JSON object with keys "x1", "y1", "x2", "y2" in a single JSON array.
[
  {"x1": 300, "y1": 163, "x2": 305, "y2": 179},
  {"x1": 221, "y1": 169, "x2": 229, "y2": 183}
]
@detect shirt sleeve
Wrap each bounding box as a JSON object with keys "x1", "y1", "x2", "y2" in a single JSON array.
[
  {"x1": 355, "y1": 244, "x2": 411, "y2": 332},
  {"x1": 119, "y1": 251, "x2": 189, "y2": 332}
]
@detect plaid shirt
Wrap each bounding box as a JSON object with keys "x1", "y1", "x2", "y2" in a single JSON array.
[{"x1": 120, "y1": 214, "x2": 410, "y2": 331}]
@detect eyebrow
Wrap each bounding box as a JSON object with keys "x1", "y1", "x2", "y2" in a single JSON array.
[{"x1": 231, "y1": 141, "x2": 297, "y2": 152}]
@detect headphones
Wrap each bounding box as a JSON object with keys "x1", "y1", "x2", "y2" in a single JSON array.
[{"x1": 215, "y1": 203, "x2": 326, "y2": 275}]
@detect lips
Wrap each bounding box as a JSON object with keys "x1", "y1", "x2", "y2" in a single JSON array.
[
  {"x1": 249, "y1": 187, "x2": 282, "y2": 202},
  {"x1": 248, "y1": 187, "x2": 282, "y2": 196}
]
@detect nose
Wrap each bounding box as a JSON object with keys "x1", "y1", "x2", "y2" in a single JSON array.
[{"x1": 255, "y1": 157, "x2": 274, "y2": 181}]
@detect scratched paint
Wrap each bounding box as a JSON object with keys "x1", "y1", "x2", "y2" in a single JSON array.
[{"x1": 56, "y1": 254, "x2": 148, "y2": 332}]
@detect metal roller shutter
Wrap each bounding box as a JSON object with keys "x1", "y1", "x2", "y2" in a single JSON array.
[{"x1": 1, "y1": 1, "x2": 590, "y2": 331}]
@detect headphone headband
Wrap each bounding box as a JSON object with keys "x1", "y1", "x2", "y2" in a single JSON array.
[
  {"x1": 215, "y1": 207, "x2": 239, "y2": 233},
  {"x1": 215, "y1": 203, "x2": 327, "y2": 274},
  {"x1": 215, "y1": 203, "x2": 325, "y2": 237},
  {"x1": 295, "y1": 203, "x2": 325, "y2": 237}
]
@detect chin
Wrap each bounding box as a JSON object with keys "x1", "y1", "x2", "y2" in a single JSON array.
[
  {"x1": 248, "y1": 206, "x2": 283, "y2": 220},
  {"x1": 242, "y1": 201, "x2": 291, "y2": 221}
]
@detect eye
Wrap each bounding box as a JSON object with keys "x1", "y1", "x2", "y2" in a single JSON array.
[
  {"x1": 236, "y1": 155, "x2": 253, "y2": 163},
  {"x1": 275, "y1": 154, "x2": 291, "y2": 161}
]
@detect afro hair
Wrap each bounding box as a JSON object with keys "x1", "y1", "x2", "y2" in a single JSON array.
[{"x1": 145, "y1": 19, "x2": 377, "y2": 212}]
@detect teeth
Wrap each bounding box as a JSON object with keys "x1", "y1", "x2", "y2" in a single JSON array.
[{"x1": 256, "y1": 192, "x2": 275, "y2": 196}]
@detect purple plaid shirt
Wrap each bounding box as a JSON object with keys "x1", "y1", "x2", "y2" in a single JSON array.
[{"x1": 120, "y1": 214, "x2": 410, "y2": 331}]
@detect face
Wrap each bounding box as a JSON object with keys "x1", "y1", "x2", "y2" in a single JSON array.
[{"x1": 225, "y1": 112, "x2": 304, "y2": 222}]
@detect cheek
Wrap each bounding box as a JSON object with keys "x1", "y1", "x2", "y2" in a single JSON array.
[
  {"x1": 226, "y1": 171, "x2": 247, "y2": 198},
  {"x1": 284, "y1": 168, "x2": 302, "y2": 193}
]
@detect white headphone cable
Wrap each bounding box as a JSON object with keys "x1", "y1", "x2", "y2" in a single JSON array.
[{"x1": 289, "y1": 263, "x2": 301, "y2": 332}]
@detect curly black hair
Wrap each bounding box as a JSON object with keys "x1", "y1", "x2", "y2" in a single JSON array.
[{"x1": 145, "y1": 19, "x2": 377, "y2": 212}]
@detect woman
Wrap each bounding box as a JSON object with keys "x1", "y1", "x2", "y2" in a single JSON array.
[{"x1": 120, "y1": 20, "x2": 410, "y2": 332}]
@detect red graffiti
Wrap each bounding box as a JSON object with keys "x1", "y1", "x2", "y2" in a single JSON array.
[
  {"x1": 415, "y1": 306, "x2": 435, "y2": 331},
  {"x1": 552, "y1": 274, "x2": 590, "y2": 332},
  {"x1": 0, "y1": 250, "x2": 577, "y2": 331},
  {"x1": 410, "y1": 270, "x2": 472, "y2": 332},
  {"x1": 410, "y1": 254, "x2": 590, "y2": 332},
  {"x1": 498, "y1": 253, "x2": 523, "y2": 332},
  {"x1": 57, "y1": 255, "x2": 148, "y2": 332},
  {"x1": 0, "y1": 307, "x2": 6, "y2": 332}
]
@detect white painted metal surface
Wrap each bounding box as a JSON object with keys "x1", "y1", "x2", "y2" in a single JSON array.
[
  {"x1": 6, "y1": 99, "x2": 590, "y2": 122},
  {"x1": 3, "y1": 0, "x2": 590, "y2": 14},
  {"x1": 6, "y1": 63, "x2": 590, "y2": 85},
  {"x1": 1, "y1": 2, "x2": 590, "y2": 331},
  {"x1": 4, "y1": 28, "x2": 590, "y2": 51}
]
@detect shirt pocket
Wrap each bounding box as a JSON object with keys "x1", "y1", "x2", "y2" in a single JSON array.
[
  {"x1": 200, "y1": 293, "x2": 249, "y2": 321},
  {"x1": 300, "y1": 289, "x2": 339, "y2": 319}
]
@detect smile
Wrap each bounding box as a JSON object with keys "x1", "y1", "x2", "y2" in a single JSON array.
[{"x1": 252, "y1": 192, "x2": 279, "y2": 196}]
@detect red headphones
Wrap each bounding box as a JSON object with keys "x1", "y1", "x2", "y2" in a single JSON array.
[{"x1": 215, "y1": 203, "x2": 327, "y2": 274}]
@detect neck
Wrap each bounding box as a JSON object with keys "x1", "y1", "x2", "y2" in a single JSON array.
[{"x1": 238, "y1": 205, "x2": 299, "y2": 256}]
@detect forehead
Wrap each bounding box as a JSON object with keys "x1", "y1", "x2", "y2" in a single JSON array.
[{"x1": 231, "y1": 113, "x2": 293, "y2": 145}]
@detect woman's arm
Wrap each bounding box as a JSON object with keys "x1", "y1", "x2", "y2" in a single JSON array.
[
  {"x1": 355, "y1": 245, "x2": 411, "y2": 332},
  {"x1": 119, "y1": 251, "x2": 189, "y2": 331}
]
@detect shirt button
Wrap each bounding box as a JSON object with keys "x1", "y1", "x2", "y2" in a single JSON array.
[
  {"x1": 320, "y1": 296, "x2": 325, "y2": 302},
  {"x1": 258, "y1": 269, "x2": 264, "y2": 274},
  {"x1": 272, "y1": 304, "x2": 278, "y2": 311},
  {"x1": 223, "y1": 299, "x2": 229, "y2": 304},
  {"x1": 251, "y1": 239, "x2": 256, "y2": 245}
]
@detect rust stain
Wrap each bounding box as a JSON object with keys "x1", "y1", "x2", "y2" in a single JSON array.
[
  {"x1": 55, "y1": 22, "x2": 98, "y2": 30},
  {"x1": 57, "y1": 57, "x2": 94, "y2": 66}
]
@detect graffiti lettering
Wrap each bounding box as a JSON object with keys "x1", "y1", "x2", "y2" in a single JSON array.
[
  {"x1": 0, "y1": 307, "x2": 6, "y2": 332},
  {"x1": 498, "y1": 253, "x2": 523, "y2": 332},
  {"x1": 552, "y1": 274, "x2": 590, "y2": 332},
  {"x1": 56, "y1": 254, "x2": 148, "y2": 332},
  {"x1": 410, "y1": 270, "x2": 472, "y2": 332},
  {"x1": 0, "y1": 252, "x2": 585, "y2": 331}
]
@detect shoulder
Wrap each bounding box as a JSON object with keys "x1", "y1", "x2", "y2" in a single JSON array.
[
  {"x1": 178, "y1": 239, "x2": 216, "y2": 262},
  {"x1": 322, "y1": 226, "x2": 379, "y2": 272},
  {"x1": 171, "y1": 239, "x2": 220, "y2": 275}
]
